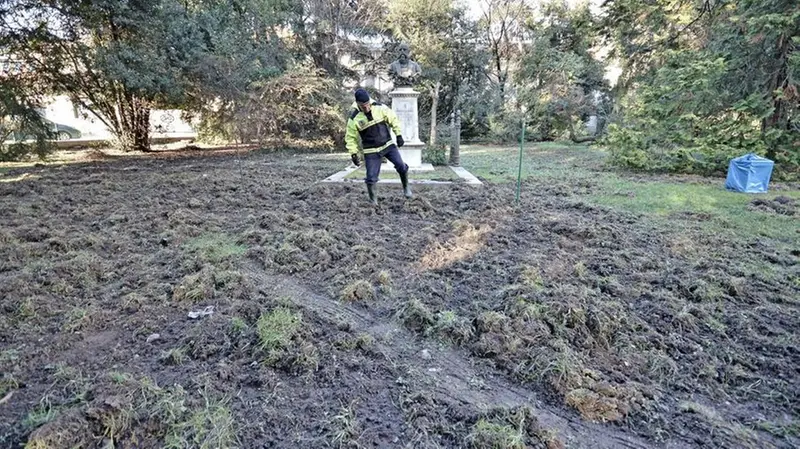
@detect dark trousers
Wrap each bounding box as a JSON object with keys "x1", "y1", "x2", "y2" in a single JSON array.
[{"x1": 364, "y1": 144, "x2": 408, "y2": 185}]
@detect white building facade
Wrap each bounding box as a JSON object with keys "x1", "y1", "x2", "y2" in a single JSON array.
[{"x1": 39, "y1": 95, "x2": 196, "y2": 140}]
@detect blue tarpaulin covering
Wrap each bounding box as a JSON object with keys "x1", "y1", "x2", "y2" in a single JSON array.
[{"x1": 725, "y1": 153, "x2": 774, "y2": 193}]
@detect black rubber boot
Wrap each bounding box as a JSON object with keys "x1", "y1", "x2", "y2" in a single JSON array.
[
  {"x1": 399, "y1": 170, "x2": 413, "y2": 198},
  {"x1": 367, "y1": 184, "x2": 378, "y2": 205}
]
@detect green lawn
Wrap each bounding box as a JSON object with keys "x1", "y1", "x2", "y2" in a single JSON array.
[
  {"x1": 458, "y1": 142, "x2": 605, "y2": 183},
  {"x1": 590, "y1": 174, "x2": 799, "y2": 241},
  {"x1": 460, "y1": 143, "x2": 799, "y2": 246}
]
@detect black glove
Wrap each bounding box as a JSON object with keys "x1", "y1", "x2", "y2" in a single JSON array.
[
  {"x1": 396, "y1": 135, "x2": 405, "y2": 147},
  {"x1": 351, "y1": 153, "x2": 360, "y2": 166}
]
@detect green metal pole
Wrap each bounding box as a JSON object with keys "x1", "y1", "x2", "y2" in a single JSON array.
[{"x1": 515, "y1": 118, "x2": 525, "y2": 204}]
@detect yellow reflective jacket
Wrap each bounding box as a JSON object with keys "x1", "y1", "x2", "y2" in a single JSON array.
[{"x1": 345, "y1": 101, "x2": 403, "y2": 155}]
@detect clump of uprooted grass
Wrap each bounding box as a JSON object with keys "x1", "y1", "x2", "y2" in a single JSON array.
[
  {"x1": 183, "y1": 232, "x2": 247, "y2": 264},
  {"x1": 398, "y1": 298, "x2": 436, "y2": 334},
  {"x1": 327, "y1": 401, "x2": 362, "y2": 448},
  {"x1": 272, "y1": 242, "x2": 309, "y2": 273},
  {"x1": 19, "y1": 364, "x2": 92, "y2": 445},
  {"x1": 256, "y1": 307, "x2": 317, "y2": 371},
  {"x1": 397, "y1": 291, "x2": 645, "y2": 423},
  {"x1": 485, "y1": 296, "x2": 645, "y2": 423},
  {"x1": 432, "y1": 310, "x2": 474, "y2": 345},
  {"x1": 25, "y1": 408, "x2": 89, "y2": 449},
  {"x1": 286, "y1": 229, "x2": 335, "y2": 251},
  {"x1": 61, "y1": 306, "x2": 93, "y2": 333},
  {"x1": 398, "y1": 299, "x2": 474, "y2": 345},
  {"x1": 25, "y1": 374, "x2": 236, "y2": 449},
  {"x1": 172, "y1": 266, "x2": 216, "y2": 302},
  {"x1": 257, "y1": 307, "x2": 301, "y2": 352},
  {"x1": 468, "y1": 419, "x2": 525, "y2": 449},
  {"x1": 269, "y1": 230, "x2": 346, "y2": 273},
  {"x1": 351, "y1": 245, "x2": 383, "y2": 266},
  {"x1": 376, "y1": 270, "x2": 391, "y2": 286},
  {"x1": 1, "y1": 372, "x2": 19, "y2": 399},
  {"x1": 158, "y1": 347, "x2": 187, "y2": 366},
  {"x1": 172, "y1": 265, "x2": 243, "y2": 303},
  {"x1": 50, "y1": 250, "x2": 110, "y2": 290},
  {"x1": 164, "y1": 393, "x2": 236, "y2": 449},
  {"x1": 375, "y1": 270, "x2": 392, "y2": 295},
  {"x1": 340, "y1": 280, "x2": 375, "y2": 302},
  {"x1": 466, "y1": 406, "x2": 564, "y2": 449},
  {"x1": 228, "y1": 316, "x2": 249, "y2": 339},
  {"x1": 333, "y1": 333, "x2": 375, "y2": 352}
]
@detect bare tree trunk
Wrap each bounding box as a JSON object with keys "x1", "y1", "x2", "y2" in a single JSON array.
[
  {"x1": 429, "y1": 80, "x2": 440, "y2": 146},
  {"x1": 134, "y1": 104, "x2": 150, "y2": 152},
  {"x1": 762, "y1": 33, "x2": 790, "y2": 161},
  {"x1": 449, "y1": 109, "x2": 461, "y2": 166},
  {"x1": 116, "y1": 96, "x2": 151, "y2": 152},
  {"x1": 106, "y1": 14, "x2": 149, "y2": 152}
]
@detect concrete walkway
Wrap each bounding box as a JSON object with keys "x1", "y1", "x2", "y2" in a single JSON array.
[{"x1": 321, "y1": 164, "x2": 482, "y2": 185}]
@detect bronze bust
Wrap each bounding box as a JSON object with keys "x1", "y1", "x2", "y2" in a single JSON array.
[{"x1": 388, "y1": 43, "x2": 421, "y2": 87}]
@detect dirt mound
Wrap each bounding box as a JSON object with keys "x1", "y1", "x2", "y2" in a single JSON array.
[{"x1": 749, "y1": 196, "x2": 797, "y2": 216}]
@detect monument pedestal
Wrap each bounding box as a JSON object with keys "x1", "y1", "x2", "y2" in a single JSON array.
[
  {"x1": 389, "y1": 87, "x2": 430, "y2": 170},
  {"x1": 381, "y1": 151, "x2": 433, "y2": 171}
]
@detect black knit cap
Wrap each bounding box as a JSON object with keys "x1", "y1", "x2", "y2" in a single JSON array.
[{"x1": 354, "y1": 88, "x2": 370, "y2": 104}]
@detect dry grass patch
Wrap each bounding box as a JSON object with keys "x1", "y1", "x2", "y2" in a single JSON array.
[{"x1": 417, "y1": 220, "x2": 492, "y2": 271}]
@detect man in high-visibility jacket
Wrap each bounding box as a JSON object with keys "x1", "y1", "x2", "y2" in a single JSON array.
[{"x1": 346, "y1": 88, "x2": 412, "y2": 205}]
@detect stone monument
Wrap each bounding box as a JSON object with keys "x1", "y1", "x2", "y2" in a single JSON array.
[{"x1": 387, "y1": 43, "x2": 429, "y2": 170}]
